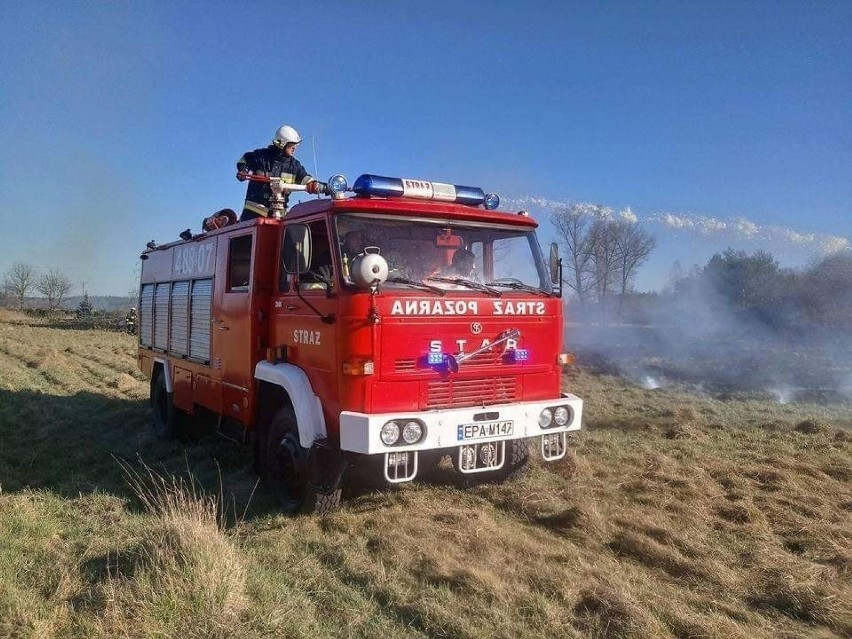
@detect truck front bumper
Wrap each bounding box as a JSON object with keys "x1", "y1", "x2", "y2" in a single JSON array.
[{"x1": 339, "y1": 393, "x2": 583, "y2": 455}]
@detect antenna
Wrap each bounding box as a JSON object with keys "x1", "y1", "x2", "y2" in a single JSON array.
[{"x1": 311, "y1": 136, "x2": 320, "y2": 186}]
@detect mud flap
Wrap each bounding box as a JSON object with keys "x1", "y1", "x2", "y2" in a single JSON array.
[{"x1": 307, "y1": 439, "x2": 347, "y2": 495}]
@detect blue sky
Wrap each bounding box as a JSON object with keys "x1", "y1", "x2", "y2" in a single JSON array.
[{"x1": 1, "y1": 1, "x2": 849, "y2": 295}]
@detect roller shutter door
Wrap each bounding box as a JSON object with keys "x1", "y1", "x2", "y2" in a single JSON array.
[
  {"x1": 170, "y1": 281, "x2": 190, "y2": 356},
  {"x1": 190, "y1": 278, "x2": 212, "y2": 362},
  {"x1": 139, "y1": 284, "x2": 154, "y2": 347},
  {"x1": 153, "y1": 283, "x2": 170, "y2": 351}
]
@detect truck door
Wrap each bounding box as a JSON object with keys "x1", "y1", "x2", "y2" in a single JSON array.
[
  {"x1": 274, "y1": 219, "x2": 338, "y2": 410},
  {"x1": 213, "y1": 231, "x2": 255, "y2": 422}
]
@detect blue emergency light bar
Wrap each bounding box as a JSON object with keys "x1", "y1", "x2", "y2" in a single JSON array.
[{"x1": 352, "y1": 174, "x2": 500, "y2": 209}]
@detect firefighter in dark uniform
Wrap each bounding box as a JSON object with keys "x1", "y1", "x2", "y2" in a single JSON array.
[{"x1": 236, "y1": 125, "x2": 327, "y2": 221}]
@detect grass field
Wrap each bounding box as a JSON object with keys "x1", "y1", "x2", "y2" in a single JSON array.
[{"x1": 1, "y1": 309, "x2": 850, "y2": 638}]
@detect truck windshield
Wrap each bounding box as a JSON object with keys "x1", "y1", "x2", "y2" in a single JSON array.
[{"x1": 335, "y1": 213, "x2": 552, "y2": 294}]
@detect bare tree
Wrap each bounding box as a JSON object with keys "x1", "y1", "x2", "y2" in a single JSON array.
[
  {"x1": 614, "y1": 222, "x2": 656, "y2": 319},
  {"x1": 3, "y1": 261, "x2": 38, "y2": 310},
  {"x1": 588, "y1": 219, "x2": 622, "y2": 324},
  {"x1": 549, "y1": 205, "x2": 596, "y2": 303},
  {"x1": 36, "y1": 269, "x2": 73, "y2": 312}
]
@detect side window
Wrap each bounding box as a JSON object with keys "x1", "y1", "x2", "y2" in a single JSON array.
[
  {"x1": 301, "y1": 220, "x2": 333, "y2": 291},
  {"x1": 228, "y1": 235, "x2": 253, "y2": 291}
]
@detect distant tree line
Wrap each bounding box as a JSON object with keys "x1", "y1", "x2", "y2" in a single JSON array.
[
  {"x1": 2, "y1": 261, "x2": 73, "y2": 312},
  {"x1": 670, "y1": 248, "x2": 852, "y2": 335},
  {"x1": 1, "y1": 261, "x2": 134, "y2": 316},
  {"x1": 550, "y1": 203, "x2": 656, "y2": 324},
  {"x1": 618, "y1": 248, "x2": 852, "y2": 336}
]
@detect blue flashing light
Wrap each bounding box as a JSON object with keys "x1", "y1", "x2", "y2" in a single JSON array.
[
  {"x1": 352, "y1": 174, "x2": 492, "y2": 207},
  {"x1": 453, "y1": 184, "x2": 486, "y2": 206},
  {"x1": 484, "y1": 193, "x2": 500, "y2": 210},
  {"x1": 353, "y1": 174, "x2": 404, "y2": 198},
  {"x1": 511, "y1": 349, "x2": 530, "y2": 362},
  {"x1": 427, "y1": 352, "x2": 445, "y2": 365}
]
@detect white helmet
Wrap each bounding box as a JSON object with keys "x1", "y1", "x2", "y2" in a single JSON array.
[{"x1": 273, "y1": 125, "x2": 302, "y2": 149}]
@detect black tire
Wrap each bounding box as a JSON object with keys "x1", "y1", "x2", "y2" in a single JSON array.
[
  {"x1": 263, "y1": 406, "x2": 341, "y2": 515},
  {"x1": 418, "y1": 450, "x2": 445, "y2": 478},
  {"x1": 150, "y1": 372, "x2": 177, "y2": 439},
  {"x1": 494, "y1": 438, "x2": 531, "y2": 482}
]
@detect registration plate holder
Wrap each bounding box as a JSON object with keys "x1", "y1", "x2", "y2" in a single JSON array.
[{"x1": 457, "y1": 420, "x2": 514, "y2": 441}]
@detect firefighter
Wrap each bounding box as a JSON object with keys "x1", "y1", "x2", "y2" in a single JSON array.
[
  {"x1": 236, "y1": 125, "x2": 328, "y2": 221},
  {"x1": 125, "y1": 307, "x2": 138, "y2": 335}
]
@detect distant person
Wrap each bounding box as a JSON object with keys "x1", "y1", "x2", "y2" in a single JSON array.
[
  {"x1": 125, "y1": 307, "x2": 138, "y2": 335},
  {"x1": 236, "y1": 125, "x2": 328, "y2": 221}
]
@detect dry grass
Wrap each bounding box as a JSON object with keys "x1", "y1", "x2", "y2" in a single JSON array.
[
  {"x1": 0, "y1": 310, "x2": 850, "y2": 638},
  {"x1": 90, "y1": 465, "x2": 248, "y2": 638}
]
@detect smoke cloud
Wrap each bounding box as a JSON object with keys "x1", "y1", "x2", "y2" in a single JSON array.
[
  {"x1": 505, "y1": 197, "x2": 849, "y2": 256},
  {"x1": 506, "y1": 194, "x2": 852, "y2": 405}
]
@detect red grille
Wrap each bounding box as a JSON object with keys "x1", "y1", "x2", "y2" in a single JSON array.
[
  {"x1": 395, "y1": 358, "x2": 417, "y2": 372},
  {"x1": 426, "y1": 377, "x2": 518, "y2": 409}
]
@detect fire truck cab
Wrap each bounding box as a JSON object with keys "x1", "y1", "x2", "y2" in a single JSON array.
[{"x1": 137, "y1": 173, "x2": 583, "y2": 513}]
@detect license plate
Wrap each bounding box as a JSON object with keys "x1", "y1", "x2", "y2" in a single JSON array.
[{"x1": 457, "y1": 420, "x2": 514, "y2": 441}]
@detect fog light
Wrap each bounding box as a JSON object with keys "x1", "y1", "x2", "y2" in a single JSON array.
[
  {"x1": 479, "y1": 443, "x2": 497, "y2": 466},
  {"x1": 402, "y1": 420, "x2": 423, "y2": 444},
  {"x1": 380, "y1": 421, "x2": 400, "y2": 446},
  {"x1": 460, "y1": 446, "x2": 476, "y2": 470},
  {"x1": 387, "y1": 452, "x2": 408, "y2": 466},
  {"x1": 538, "y1": 408, "x2": 553, "y2": 428},
  {"x1": 554, "y1": 406, "x2": 570, "y2": 426},
  {"x1": 541, "y1": 431, "x2": 567, "y2": 461}
]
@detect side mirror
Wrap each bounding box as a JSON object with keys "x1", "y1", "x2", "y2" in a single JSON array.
[
  {"x1": 549, "y1": 243, "x2": 560, "y2": 285},
  {"x1": 282, "y1": 224, "x2": 312, "y2": 274}
]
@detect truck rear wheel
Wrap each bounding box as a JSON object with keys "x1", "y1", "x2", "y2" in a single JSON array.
[
  {"x1": 151, "y1": 372, "x2": 177, "y2": 439},
  {"x1": 264, "y1": 406, "x2": 341, "y2": 515}
]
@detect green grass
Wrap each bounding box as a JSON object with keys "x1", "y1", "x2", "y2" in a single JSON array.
[{"x1": 0, "y1": 309, "x2": 850, "y2": 638}]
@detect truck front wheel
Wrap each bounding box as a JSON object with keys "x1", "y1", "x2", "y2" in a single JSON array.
[{"x1": 264, "y1": 406, "x2": 341, "y2": 515}]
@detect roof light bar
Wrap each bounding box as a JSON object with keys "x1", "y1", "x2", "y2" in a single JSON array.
[{"x1": 352, "y1": 174, "x2": 494, "y2": 207}]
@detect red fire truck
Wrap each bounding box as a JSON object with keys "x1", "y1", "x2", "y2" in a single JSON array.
[{"x1": 137, "y1": 173, "x2": 583, "y2": 513}]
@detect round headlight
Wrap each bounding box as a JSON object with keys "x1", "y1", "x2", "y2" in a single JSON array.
[
  {"x1": 484, "y1": 193, "x2": 500, "y2": 210},
  {"x1": 402, "y1": 420, "x2": 423, "y2": 444},
  {"x1": 380, "y1": 421, "x2": 400, "y2": 446},
  {"x1": 328, "y1": 173, "x2": 348, "y2": 194},
  {"x1": 538, "y1": 408, "x2": 553, "y2": 428},
  {"x1": 554, "y1": 406, "x2": 570, "y2": 426}
]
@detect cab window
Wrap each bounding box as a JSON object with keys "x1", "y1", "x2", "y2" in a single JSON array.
[
  {"x1": 228, "y1": 235, "x2": 252, "y2": 291},
  {"x1": 300, "y1": 220, "x2": 333, "y2": 291}
]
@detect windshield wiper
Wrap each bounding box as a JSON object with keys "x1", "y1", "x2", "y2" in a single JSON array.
[
  {"x1": 484, "y1": 280, "x2": 550, "y2": 296},
  {"x1": 426, "y1": 276, "x2": 502, "y2": 297},
  {"x1": 387, "y1": 276, "x2": 447, "y2": 295}
]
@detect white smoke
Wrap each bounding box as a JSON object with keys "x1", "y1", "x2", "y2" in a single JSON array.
[
  {"x1": 768, "y1": 387, "x2": 793, "y2": 404},
  {"x1": 505, "y1": 196, "x2": 849, "y2": 255},
  {"x1": 642, "y1": 375, "x2": 662, "y2": 390},
  {"x1": 645, "y1": 212, "x2": 847, "y2": 253}
]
